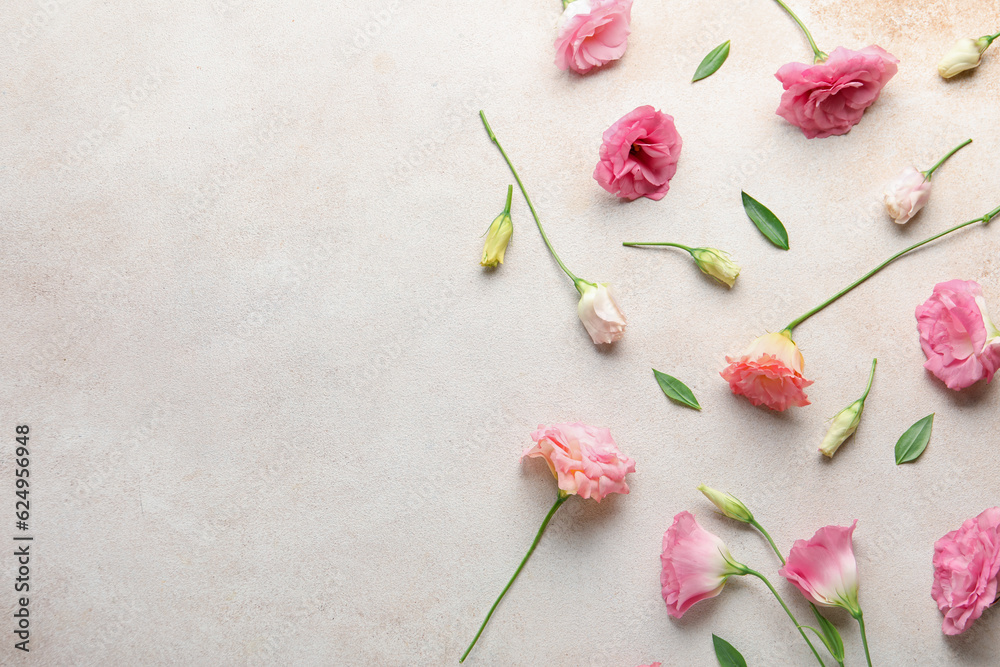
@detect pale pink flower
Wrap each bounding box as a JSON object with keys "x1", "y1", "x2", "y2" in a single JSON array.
[
  {"x1": 594, "y1": 106, "x2": 682, "y2": 201},
  {"x1": 522, "y1": 423, "x2": 635, "y2": 502},
  {"x1": 779, "y1": 521, "x2": 861, "y2": 614},
  {"x1": 720, "y1": 332, "x2": 813, "y2": 411},
  {"x1": 660, "y1": 511, "x2": 745, "y2": 618},
  {"x1": 554, "y1": 0, "x2": 633, "y2": 75},
  {"x1": 916, "y1": 280, "x2": 1000, "y2": 390},
  {"x1": 884, "y1": 166, "x2": 932, "y2": 224},
  {"x1": 577, "y1": 282, "x2": 627, "y2": 344},
  {"x1": 932, "y1": 507, "x2": 1000, "y2": 635},
  {"x1": 775, "y1": 46, "x2": 898, "y2": 139}
]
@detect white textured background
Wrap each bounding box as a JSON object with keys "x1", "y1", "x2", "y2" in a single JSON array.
[{"x1": 2, "y1": 0, "x2": 999, "y2": 664}]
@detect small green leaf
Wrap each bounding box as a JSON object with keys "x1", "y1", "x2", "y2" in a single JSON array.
[
  {"x1": 895, "y1": 413, "x2": 934, "y2": 464},
  {"x1": 692, "y1": 40, "x2": 731, "y2": 82},
  {"x1": 712, "y1": 634, "x2": 748, "y2": 667},
  {"x1": 741, "y1": 191, "x2": 789, "y2": 250},
  {"x1": 653, "y1": 369, "x2": 702, "y2": 410},
  {"x1": 810, "y1": 605, "x2": 845, "y2": 663}
]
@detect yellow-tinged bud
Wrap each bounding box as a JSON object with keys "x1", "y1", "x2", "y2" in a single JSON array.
[
  {"x1": 937, "y1": 37, "x2": 991, "y2": 78},
  {"x1": 697, "y1": 484, "x2": 754, "y2": 523},
  {"x1": 481, "y1": 185, "x2": 514, "y2": 267},
  {"x1": 819, "y1": 399, "x2": 865, "y2": 458},
  {"x1": 690, "y1": 247, "x2": 740, "y2": 287}
]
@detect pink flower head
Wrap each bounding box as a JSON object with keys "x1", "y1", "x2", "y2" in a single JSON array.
[
  {"x1": 554, "y1": 0, "x2": 633, "y2": 75},
  {"x1": 779, "y1": 521, "x2": 861, "y2": 614},
  {"x1": 577, "y1": 281, "x2": 627, "y2": 344},
  {"x1": 932, "y1": 507, "x2": 1000, "y2": 635},
  {"x1": 522, "y1": 423, "x2": 635, "y2": 502},
  {"x1": 660, "y1": 511, "x2": 745, "y2": 618},
  {"x1": 916, "y1": 280, "x2": 1000, "y2": 390},
  {"x1": 775, "y1": 46, "x2": 899, "y2": 139},
  {"x1": 636, "y1": 664, "x2": 662, "y2": 667},
  {"x1": 594, "y1": 106, "x2": 682, "y2": 201},
  {"x1": 884, "y1": 166, "x2": 932, "y2": 224},
  {"x1": 720, "y1": 332, "x2": 813, "y2": 411}
]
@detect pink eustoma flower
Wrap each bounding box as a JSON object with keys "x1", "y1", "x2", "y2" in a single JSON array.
[
  {"x1": 522, "y1": 423, "x2": 635, "y2": 502},
  {"x1": 779, "y1": 521, "x2": 861, "y2": 614},
  {"x1": 660, "y1": 511, "x2": 745, "y2": 618},
  {"x1": 884, "y1": 166, "x2": 932, "y2": 224},
  {"x1": 594, "y1": 105, "x2": 682, "y2": 201},
  {"x1": 916, "y1": 279, "x2": 1000, "y2": 390},
  {"x1": 577, "y1": 281, "x2": 627, "y2": 344},
  {"x1": 775, "y1": 46, "x2": 898, "y2": 139},
  {"x1": 720, "y1": 332, "x2": 813, "y2": 411},
  {"x1": 932, "y1": 507, "x2": 1000, "y2": 635},
  {"x1": 554, "y1": 0, "x2": 633, "y2": 75}
]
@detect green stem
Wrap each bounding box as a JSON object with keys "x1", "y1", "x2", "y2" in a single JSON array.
[
  {"x1": 562, "y1": 0, "x2": 573, "y2": 8},
  {"x1": 984, "y1": 31, "x2": 1000, "y2": 44},
  {"x1": 622, "y1": 241, "x2": 695, "y2": 253},
  {"x1": 743, "y1": 568, "x2": 827, "y2": 667},
  {"x1": 480, "y1": 110, "x2": 579, "y2": 285},
  {"x1": 923, "y1": 138, "x2": 972, "y2": 178},
  {"x1": 784, "y1": 205, "x2": 1000, "y2": 334},
  {"x1": 771, "y1": 0, "x2": 826, "y2": 62},
  {"x1": 859, "y1": 358, "x2": 878, "y2": 402},
  {"x1": 459, "y1": 494, "x2": 569, "y2": 663},
  {"x1": 750, "y1": 518, "x2": 785, "y2": 565},
  {"x1": 503, "y1": 184, "x2": 513, "y2": 214},
  {"x1": 854, "y1": 610, "x2": 873, "y2": 667}
]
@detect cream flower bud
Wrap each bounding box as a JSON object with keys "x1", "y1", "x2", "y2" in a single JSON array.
[
  {"x1": 576, "y1": 281, "x2": 626, "y2": 344},
  {"x1": 697, "y1": 485, "x2": 754, "y2": 523},
  {"x1": 819, "y1": 399, "x2": 865, "y2": 457},
  {"x1": 937, "y1": 37, "x2": 990, "y2": 78},
  {"x1": 480, "y1": 186, "x2": 513, "y2": 267},
  {"x1": 690, "y1": 248, "x2": 740, "y2": 287},
  {"x1": 884, "y1": 167, "x2": 932, "y2": 224}
]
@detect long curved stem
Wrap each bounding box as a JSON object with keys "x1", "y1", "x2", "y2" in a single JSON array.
[
  {"x1": 859, "y1": 358, "x2": 878, "y2": 402},
  {"x1": 743, "y1": 568, "x2": 827, "y2": 666},
  {"x1": 771, "y1": 0, "x2": 826, "y2": 62},
  {"x1": 622, "y1": 241, "x2": 694, "y2": 253},
  {"x1": 479, "y1": 111, "x2": 579, "y2": 285},
  {"x1": 784, "y1": 205, "x2": 1000, "y2": 334},
  {"x1": 750, "y1": 519, "x2": 786, "y2": 564},
  {"x1": 924, "y1": 138, "x2": 972, "y2": 178},
  {"x1": 459, "y1": 494, "x2": 569, "y2": 663},
  {"x1": 853, "y1": 610, "x2": 873, "y2": 667}
]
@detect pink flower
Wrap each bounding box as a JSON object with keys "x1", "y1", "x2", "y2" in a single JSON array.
[
  {"x1": 522, "y1": 423, "x2": 635, "y2": 502},
  {"x1": 884, "y1": 166, "x2": 932, "y2": 224},
  {"x1": 916, "y1": 280, "x2": 1000, "y2": 390},
  {"x1": 932, "y1": 507, "x2": 1000, "y2": 635},
  {"x1": 775, "y1": 46, "x2": 899, "y2": 139},
  {"x1": 660, "y1": 511, "x2": 745, "y2": 618},
  {"x1": 636, "y1": 664, "x2": 662, "y2": 667},
  {"x1": 779, "y1": 521, "x2": 861, "y2": 614},
  {"x1": 720, "y1": 332, "x2": 813, "y2": 411},
  {"x1": 594, "y1": 106, "x2": 682, "y2": 201},
  {"x1": 554, "y1": 0, "x2": 633, "y2": 75},
  {"x1": 577, "y1": 281, "x2": 627, "y2": 344}
]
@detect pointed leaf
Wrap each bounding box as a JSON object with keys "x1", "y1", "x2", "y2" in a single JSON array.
[
  {"x1": 653, "y1": 369, "x2": 702, "y2": 410},
  {"x1": 741, "y1": 191, "x2": 789, "y2": 250},
  {"x1": 895, "y1": 413, "x2": 934, "y2": 464},
  {"x1": 692, "y1": 40, "x2": 731, "y2": 82},
  {"x1": 810, "y1": 605, "x2": 845, "y2": 662},
  {"x1": 712, "y1": 634, "x2": 748, "y2": 667}
]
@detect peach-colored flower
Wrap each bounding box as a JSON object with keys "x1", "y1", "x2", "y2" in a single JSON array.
[
  {"x1": 916, "y1": 280, "x2": 1000, "y2": 390},
  {"x1": 522, "y1": 423, "x2": 635, "y2": 502},
  {"x1": 779, "y1": 521, "x2": 861, "y2": 614},
  {"x1": 577, "y1": 281, "x2": 627, "y2": 344},
  {"x1": 932, "y1": 507, "x2": 1000, "y2": 635},
  {"x1": 660, "y1": 511, "x2": 745, "y2": 618},
  {"x1": 720, "y1": 332, "x2": 813, "y2": 411},
  {"x1": 884, "y1": 166, "x2": 932, "y2": 224},
  {"x1": 593, "y1": 106, "x2": 682, "y2": 201},
  {"x1": 554, "y1": 0, "x2": 633, "y2": 75}
]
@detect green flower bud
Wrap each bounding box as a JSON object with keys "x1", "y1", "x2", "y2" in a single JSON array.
[
  {"x1": 690, "y1": 247, "x2": 740, "y2": 287},
  {"x1": 819, "y1": 398, "x2": 865, "y2": 458},
  {"x1": 697, "y1": 484, "x2": 754, "y2": 523},
  {"x1": 481, "y1": 185, "x2": 513, "y2": 268}
]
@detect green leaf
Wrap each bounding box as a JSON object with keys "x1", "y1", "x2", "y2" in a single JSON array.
[
  {"x1": 712, "y1": 634, "x2": 748, "y2": 667},
  {"x1": 653, "y1": 369, "x2": 702, "y2": 410},
  {"x1": 692, "y1": 40, "x2": 731, "y2": 82},
  {"x1": 810, "y1": 605, "x2": 845, "y2": 663},
  {"x1": 741, "y1": 191, "x2": 789, "y2": 250},
  {"x1": 895, "y1": 413, "x2": 934, "y2": 464}
]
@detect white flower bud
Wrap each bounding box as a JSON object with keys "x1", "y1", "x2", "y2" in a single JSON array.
[{"x1": 937, "y1": 37, "x2": 990, "y2": 78}]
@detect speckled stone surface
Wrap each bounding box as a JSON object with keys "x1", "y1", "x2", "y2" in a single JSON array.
[{"x1": 2, "y1": 0, "x2": 999, "y2": 664}]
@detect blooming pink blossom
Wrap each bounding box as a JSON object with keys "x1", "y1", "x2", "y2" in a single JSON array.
[
  {"x1": 775, "y1": 46, "x2": 898, "y2": 139},
  {"x1": 577, "y1": 282, "x2": 627, "y2": 344},
  {"x1": 522, "y1": 423, "x2": 635, "y2": 502},
  {"x1": 916, "y1": 280, "x2": 1000, "y2": 390},
  {"x1": 594, "y1": 106, "x2": 682, "y2": 201},
  {"x1": 554, "y1": 0, "x2": 633, "y2": 75},
  {"x1": 660, "y1": 511, "x2": 745, "y2": 618},
  {"x1": 779, "y1": 521, "x2": 861, "y2": 614},
  {"x1": 720, "y1": 332, "x2": 813, "y2": 411},
  {"x1": 884, "y1": 166, "x2": 932, "y2": 224},
  {"x1": 932, "y1": 507, "x2": 1000, "y2": 635}
]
